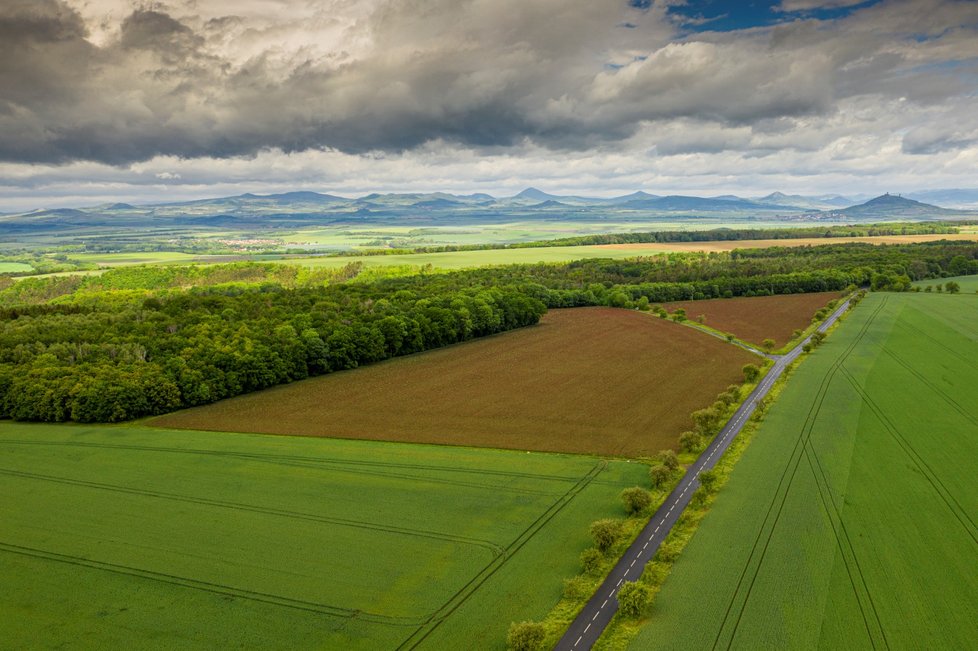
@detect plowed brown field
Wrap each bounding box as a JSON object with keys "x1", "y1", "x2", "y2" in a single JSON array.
[
  {"x1": 662, "y1": 291, "x2": 841, "y2": 347},
  {"x1": 152, "y1": 308, "x2": 756, "y2": 457}
]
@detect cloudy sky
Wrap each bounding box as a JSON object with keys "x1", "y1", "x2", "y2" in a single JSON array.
[{"x1": 2, "y1": 0, "x2": 978, "y2": 210}]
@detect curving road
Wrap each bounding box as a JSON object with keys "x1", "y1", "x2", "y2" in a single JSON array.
[{"x1": 553, "y1": 296, "x2": 854, "y2": 651}]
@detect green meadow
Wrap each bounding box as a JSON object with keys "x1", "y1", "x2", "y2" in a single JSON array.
[
  {"x1": 627, "y1": 292, "x2": 978, "y2": 650},
  {"x1": 279, "y1": 244, "x2": 673, "y2": 271},
  {"x1": 913, "y1": 273, "x2": 978, "y2": 292},
  {"x1": 0, "y1": 262, "x2": 33, "y2": 273},
  {"x1": 0, "y1": 424, "x2": 647, "y2": 650}
]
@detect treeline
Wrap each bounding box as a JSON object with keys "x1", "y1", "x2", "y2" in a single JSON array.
[
  {"x1": 0, "y1": 261, "x2": 367, "y2": 307},
  {"x1": 0, "y1": 251, "x2": 100, "y2": 277},
  {"x1": 328, "y1": 221, "x2": 966, "y2": 258},
  {"x1": 0, "y1": 282, "x2": 545, "y2": 422},
  {"x1": 411, "y1": 241, "x2": 978, "y2": 305},
  {"x1": 3, "y1": 240, "x2": 977, "y2": 424}
]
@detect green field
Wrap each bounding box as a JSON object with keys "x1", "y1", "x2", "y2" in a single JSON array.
[
  {"x1": 628, "y1": 292, "x2": 978, "y2": 649},
  {"x1": 0, "y1": 424, "x2": 647, "y2": 650},
  {"x1": 279, "y1": 244, "x2": 674, "y2": 270},
  {"x1": 913, "y1": 273, "x2": 978, "y2": 292},
  {"x1": 276, "y1": 220, "x2": 797, "y2": 250},
  {"x1": 67, "y1": 251, "x2": 211, "y2": 266},
  {"x1": 0, "y1": 261, "x2": 33, "y2": 273}
]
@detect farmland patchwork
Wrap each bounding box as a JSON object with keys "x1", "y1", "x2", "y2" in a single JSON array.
[{"x1": 628, "y1": 292, "x2": 978, "y2": 649}]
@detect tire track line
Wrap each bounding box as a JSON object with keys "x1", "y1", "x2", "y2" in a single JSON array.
[
  {"x1": 0, "y1": 467, "x2": 503, "y2": 555},
  {"x1": 0, "y1": 440, "x2": 570, "y2": 496},
  {"x1": 801, "y1": 444, "x2": 888, "y2": 649},
  {"x1": 0, "y1": 541, "x2": 415, "y2": 625},
  {"x1": 0, "y1": 439, "x2": 581, "y2": 483},
  {"x1": 396, "y1": 461, "x2": 607, "y2": 650},
  {"x1": 713, "y1": 296, "x2": 887, "y2": 650},
  {"x1": 839, "y1": 368, "x2": 978, "y2": 546},
  {"x1": 880, "y1": 347, "x2": 978, "y2": 427}
]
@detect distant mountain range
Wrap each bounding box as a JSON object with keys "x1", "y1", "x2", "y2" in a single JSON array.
[{"x1": 3, "y1": 188, "x2": 975, "y2": 236}]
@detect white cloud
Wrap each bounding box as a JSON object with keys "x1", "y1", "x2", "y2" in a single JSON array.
[{"x1": 0, "y1": 0, "x2": 977, "y2": 207}]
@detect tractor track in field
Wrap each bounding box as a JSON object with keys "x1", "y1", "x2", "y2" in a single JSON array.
[
  {"x1": 879, "y1": 347, "x2": 978, "y2": 427},
  {"x1": 801, "y1": 434, "x2": 889, "y2": 649},
  {"x1": 555, "y1": 295, "x2": 860, "y2": 651},
  {"x1": 0, "y1": 541, "x2": 415, "y2": 625},
  {"x1": 0, "y1": 466, "x2": 504, "y2": 554},
  {"x1": 397, "y1": 461, "x2": 607, "y2": 650},
  {"x1": 711, "y1": 296, "x2": 888, "y2": 651},
  {"x1": 895, "y1": 317, "x2": 966, "y2": 358},
  {"x1": 1, "y1": 456, "x2": 613, "y2": 637},
  {"x1": 0, "y1": 439, "x2": 578, "y2": 496},
  {"x1": 839, "y1": 368, "x2": 978, "y2": 547}
]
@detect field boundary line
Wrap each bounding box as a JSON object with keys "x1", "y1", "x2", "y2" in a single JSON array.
[
  {"x1": 713, "y1": 296, "x2": 887, "y2": 650},
  {"x1": 0, "y1": 467, "x2": 504, "y2": 555}
]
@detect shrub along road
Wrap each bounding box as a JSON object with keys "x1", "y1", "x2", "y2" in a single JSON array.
[{"x1": 554, "y1": 296, "x2": 855, "y2": 650}]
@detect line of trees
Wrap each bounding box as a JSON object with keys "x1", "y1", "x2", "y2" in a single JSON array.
[
  {"x1": 331, "y1": 221, "x2": 967, "y2": 258},
  {"x1": 0, "y1": 281, "x2": 545, "y2": 422},
  {"x1": 2, "y1": 241, "x2": 977, "y2": 424}
]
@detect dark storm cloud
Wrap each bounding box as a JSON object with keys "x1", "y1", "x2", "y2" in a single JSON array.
[{"x1": 0, "y1": 0, "x2": 976, "y2": 166}]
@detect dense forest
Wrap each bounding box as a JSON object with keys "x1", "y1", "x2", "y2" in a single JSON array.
[{"x1": 2, "y1": 240, "x2": 977, "y2": 423}]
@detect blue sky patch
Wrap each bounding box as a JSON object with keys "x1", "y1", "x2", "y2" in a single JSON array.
[{"x1": 664, "y1": 0, "x2": 883, "y2": 32}]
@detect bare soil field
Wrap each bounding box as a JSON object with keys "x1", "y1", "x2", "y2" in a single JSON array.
[
  {"x1": 152, "y1": 308, "x2": 756, "y2": 457},
  {"x1": 661, "y1": 291, "x2": 841, "y2": 347},
  {"x1": 596, "y1": 233, "x2": 978, "y2": 253}
]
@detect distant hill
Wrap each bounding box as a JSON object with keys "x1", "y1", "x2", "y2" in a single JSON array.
[
  {"x1": 252, "y1": 191, "x2": 348, "y2": 203},
  {"x1": 755, "y1": 192, "x2": 853, "y2": 210},
  {"x1": 411, "y1": 198, "x2": 464, "y2": 210},
  {"x1": 838, "y1": 194, "x2": 962, "y2": 219},
  {"x1": 623, "y1": 195, "x2": 785, "y2": 212},
  {"x1": 529, "y1": 200, "x2": 569, "y2": 209},
  {"x1": 609, "y1": 191, "x2": 660, "y2": 203},
  {"x1": 6, "y1": 189, "x2": 976, "y2": 241},
  {"x1": 511, "y1": 187, "x2": 556, "y2": 202}
]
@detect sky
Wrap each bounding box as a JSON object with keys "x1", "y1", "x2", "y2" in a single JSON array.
[{"x1": 2, "y1": 0, "x2": 978, "y2": 211}]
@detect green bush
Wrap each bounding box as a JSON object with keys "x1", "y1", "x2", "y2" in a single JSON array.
[
  {"x1": 507, "y1": 621, "x2": 546, "y2": 651},
  {"x1": 621, "y1": 487, "x2": 653, "y2": 515},
  {"x1": 649, "y1": 463, "x2": 672, "y2": 488},
  {"x1": 742, "y1": 364, "x2": 760, "y2": 382},
  {"x1": 589, "y1": 518, "x2": 624, "y2": 553},
  {"x1": 617, "y1": 581, "x2": 653, "y2": 619},
  {"x1": 580, "y1": 547, "x2": 604, "y2": 575},
  {"x1": 698, "y1": 469, "x2": 719, "y2": 493},
  {"x1": 679, "y1": 431, "x2": 702, "y2": 453},
  {"x1": 655, "y1": 449, "x2": 679, "y2": 471}
]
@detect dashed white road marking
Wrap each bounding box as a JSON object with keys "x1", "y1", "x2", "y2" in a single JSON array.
[{"x1": 556, "y1": 302, "x2": 855, "y2": 649}]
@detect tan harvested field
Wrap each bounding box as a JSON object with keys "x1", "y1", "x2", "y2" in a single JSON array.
[
  {"x1": 596, "y1": 233, "x2": 978, "y2": 252},
  {"x1": 661, "y1": 291, "x2": 842, "y2": 347},
  {"x1": 152, "y1": 307, "x2": 757, "y2": 457}
]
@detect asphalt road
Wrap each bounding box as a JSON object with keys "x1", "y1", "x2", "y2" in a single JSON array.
[{"x1": 553, "y1": 296, "x2": 854, "y2": 651}]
